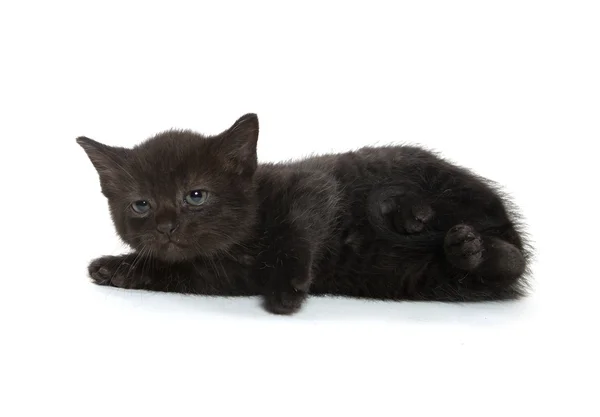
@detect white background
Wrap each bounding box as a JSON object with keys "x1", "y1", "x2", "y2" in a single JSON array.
[{"x1": 1, "y1": 1, "x2": 598, "y2": 416}]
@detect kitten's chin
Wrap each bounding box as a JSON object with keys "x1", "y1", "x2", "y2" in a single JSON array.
[{"x1": 155, "y1": 241, "x2": 196, "y2": 263}]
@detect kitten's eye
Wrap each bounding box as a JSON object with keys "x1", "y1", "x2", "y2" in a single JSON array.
[
  {"x1": 132, "y1": 200, "x2": 151, "y2": 214},
  {"x1": 185, "y1": 190, "x2": 208, "y2": 206}
]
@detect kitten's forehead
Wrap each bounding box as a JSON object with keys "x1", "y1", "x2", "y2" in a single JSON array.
[
  {"x1": 134, "y1": 131, "x2": 209, "y2": 166},
  {"x1": 126, "y1": 130, "x2": 223, "y2": 191},
  {"x1": 137, "y1": 130, "x2": 208, "y2": 156}
]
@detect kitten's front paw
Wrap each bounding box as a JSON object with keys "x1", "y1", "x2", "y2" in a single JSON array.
[
  {"x1": 88, "y1": 255, "x2": 147, "y2": 289},
  {"x1": 88, "y1": 256, "x2": 119, "y2": 286},
  {"x1": 264, "y1": 289, "x2": 307, "y2": 315},
  {"x1": 264, "y1": 276, "x2": 309, "y2": 315},
  {"x1": 444, "y1": 224, "x2": 484, "y2": 271}
]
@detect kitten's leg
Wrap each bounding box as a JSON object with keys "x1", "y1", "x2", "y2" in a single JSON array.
[
  {"x1": 261, "y1": 224, "x2": 314, "y2": 315},
  {"x1": 261, "y1": 175, "x2": 339, "y2": 315}
]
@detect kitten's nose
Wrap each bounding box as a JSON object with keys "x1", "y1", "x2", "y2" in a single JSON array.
[{"x1": 156, "y1": 222, "x2": 179, "y2": 235}]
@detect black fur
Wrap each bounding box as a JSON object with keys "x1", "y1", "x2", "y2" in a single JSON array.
[{"x1": 77, "y1": 113, "x2": 530, "y2": 314}]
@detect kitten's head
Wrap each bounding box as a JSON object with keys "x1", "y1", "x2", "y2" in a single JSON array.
[{"x1": 77, "y1": 114, "x2": 259, "y2": 262}]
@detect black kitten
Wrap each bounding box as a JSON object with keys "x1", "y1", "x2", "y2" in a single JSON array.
[{"x1": 77, "y1": 114, "x2": 530, "y2": 314}]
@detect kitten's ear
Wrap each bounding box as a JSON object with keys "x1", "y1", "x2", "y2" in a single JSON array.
[
  {"x1": 76, "y1": 136, "x2": 128, "y2": 195},
  {"x1": 220, "y1": 113, "x2": 259, "y2": 175}
]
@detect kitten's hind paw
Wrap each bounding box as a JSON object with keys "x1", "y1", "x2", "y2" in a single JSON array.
[
  {"x1": 368, "y1": 185, "x2": 435, "y2": 239},
  {"x1": 393, "y1": 203, "x2": 434, "y2": 234},
  {"x1": 444, "y1": 224, "x2": 484, "y2": 271}
]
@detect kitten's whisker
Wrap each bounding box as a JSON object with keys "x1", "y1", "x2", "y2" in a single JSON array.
[{"x1": 126, "y1": 245, "x2": 148, "y2": 284}]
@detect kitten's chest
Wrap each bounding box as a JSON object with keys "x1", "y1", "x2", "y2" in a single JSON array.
[{"x1": 190, "y1": 250, "x2": 260, "y2": 295}]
